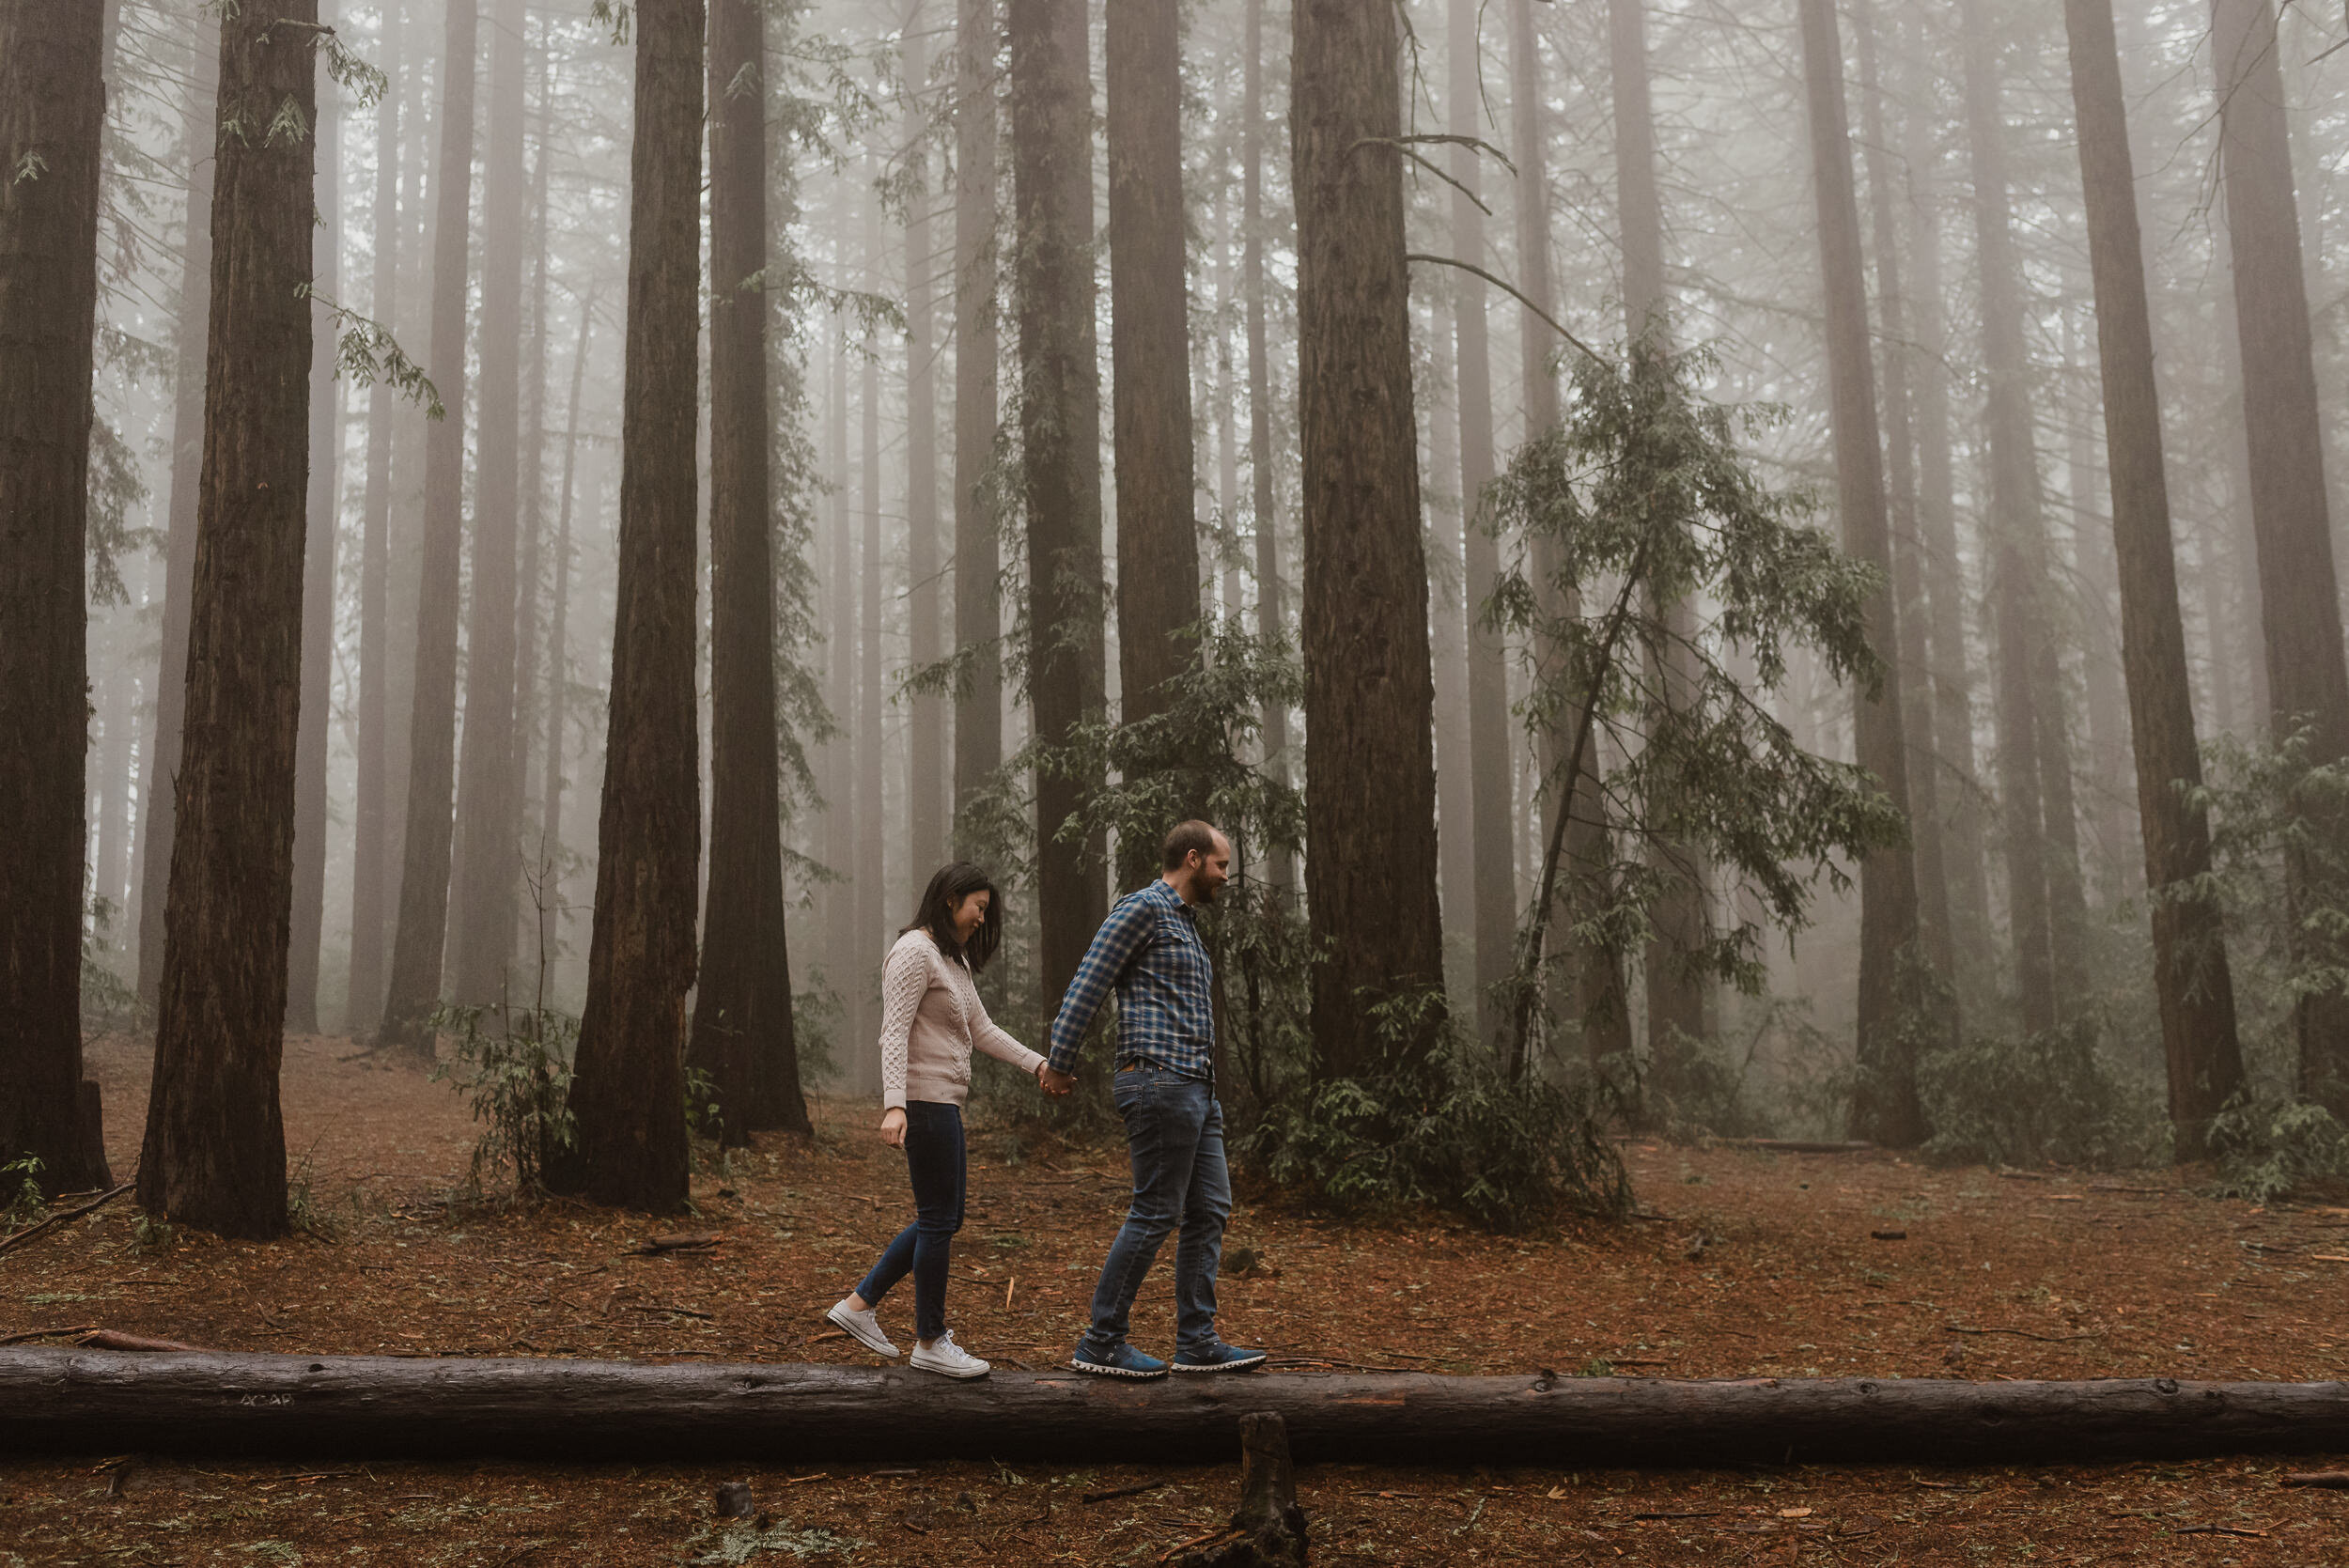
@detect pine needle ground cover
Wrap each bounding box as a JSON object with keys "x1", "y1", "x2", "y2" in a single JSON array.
[{"x1": 5, "y1": 1032, "x2": 2348, "y2": 1562}]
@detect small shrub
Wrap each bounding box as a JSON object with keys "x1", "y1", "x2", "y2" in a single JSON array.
[
  {"x1": 430, "y1": 1001, "x2": 578, "y2": 1202},
  {"x1": 2208, "y1": 1098, "x2": 2349, "y2": 1203},
  {"x1": 2, "y1": 1155, "x2": 44, "y2": 1228},
  {"x1": 1919, "y1": 1018, "x2": 2167, "y2": 1170}
]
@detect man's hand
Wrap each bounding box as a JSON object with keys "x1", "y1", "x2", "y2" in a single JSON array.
[
  {"x1": 879, "y1": 1107, "x2": 907, "y2": 1147},
  {"x1": 1038, "y1": 1064, "x2": 1076, "y2": 1097}
]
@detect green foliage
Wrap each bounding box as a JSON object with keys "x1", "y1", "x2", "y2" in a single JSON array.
[
  {"x1": 1918, "y1": 1018, "x2": 2167, "y2": 1170},
  {"x1": 429, "y1": 1003, "x2": 578, "y2": 1203},
  {"x1": 1245, "y1": 1005, "x2": 1632, "y2": 1232},
  {"x1": 1486, "y1": 336, "x2": 1906, "y2": 1067},
  {"x1": 2208, "y1": 1099, "x2": 2349, "y2": 1203},
  {"x1": 300, "y1": 286, "x2": 443, "y2": 420},
  {"x1": 2, "y1": 1156, "x2": 44, "y2": 1229}
]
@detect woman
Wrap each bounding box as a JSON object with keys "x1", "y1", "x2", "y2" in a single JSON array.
[{"x1": 825, "y1": 862, "x2": 1050, "y2": 1378}]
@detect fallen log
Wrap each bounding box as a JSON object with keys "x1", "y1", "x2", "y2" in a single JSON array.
[{"x1": 4, "y1": 1351, "x2": 2348, "y2": 1466}]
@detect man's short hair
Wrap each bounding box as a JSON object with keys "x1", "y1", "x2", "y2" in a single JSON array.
[{"x1": 1161, "y1": 819, "x2": 1224, "y2": 871}]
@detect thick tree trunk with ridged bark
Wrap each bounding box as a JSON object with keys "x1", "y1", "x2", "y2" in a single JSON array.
[
  {"x1": 1292, "y1": 0, "x2": 1448, "y2": 1077},
  {"x1": 691, "y1": 0, "x2": 809, "y2": 1143},
  {"x1": 0, "y1": 0, "x2": 113, "y2": 1195},
  {"x1": 2062, "y1": 0, "x2": 2245, "y2": 1157},
  {"x1": 1009, "y1": 0, "x2": 1108, "y2": 1017},
  {"x1": 139, "y1": 0, "x2": 320, "y2": 1238},
  {"x1": 2212, "y1": 0, "x2": 2349, "y2": 1113},
  {"x1": 379, "y1": 0, "x2": 477, "y2": 1055},
  {"x1": 1796, "y1": 0, "x2": 1924, "y2": 1147},
  {"x1": 548, "y1": 0, "x2": 704, "y2": 1213},
  {"x1": 1108, "y1": 0, "x2": 1202, "y2": 755}
]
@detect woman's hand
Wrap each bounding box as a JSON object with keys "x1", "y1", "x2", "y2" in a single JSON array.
[{"x1": 879, "y1": 1107, "x2": 907, "y2": 1148}]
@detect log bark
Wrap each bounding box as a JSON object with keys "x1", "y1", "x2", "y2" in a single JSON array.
[
  {"x1": 6, "y1": 1353, "x2": 2349, "y2": 1466},
  {"x1": 0, "y1": 0, "x2": 112, "y2": 1194}
]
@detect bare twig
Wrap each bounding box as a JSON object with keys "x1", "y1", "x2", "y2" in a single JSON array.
[{"x1": 0, "y1": 1181, "x2": 133, "y2": 1257}]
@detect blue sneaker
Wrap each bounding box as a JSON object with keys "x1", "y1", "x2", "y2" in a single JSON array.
[
  {"x1": 1170, "y1": 1343, "x2": 1268, "y2": 1374},
  {"x1": 1069, "y1": 1342, "x2": 1170, "y2": 1379}
]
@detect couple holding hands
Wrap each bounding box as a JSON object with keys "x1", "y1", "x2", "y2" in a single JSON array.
[{"x1": 824, "y1": 820, "x2": 1266, "y2": 1382}]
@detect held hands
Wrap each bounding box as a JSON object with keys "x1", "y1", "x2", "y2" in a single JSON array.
[
  {"x1": 879, "y1": 1107, "x2": 907, "y2": 1148},
  {"x1": 1036, "y1": 1063, "x2": 1076, "y2": 1098}
]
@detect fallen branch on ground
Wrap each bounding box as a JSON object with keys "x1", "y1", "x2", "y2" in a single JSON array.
[{"x1": 0, "y1": 1183, "x2": 133, "y2": 1258}]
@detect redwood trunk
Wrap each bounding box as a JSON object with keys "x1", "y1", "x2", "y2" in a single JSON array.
[
  {"x1": 349, "y1": 0, "x2": 402, "y2": 1030},
  {"x1": 288, "y1": 2, "x2": 340, "y2": 1036},
  {"x1": 905, "y1": 24, "x2": 947, "y2": 875},
  {"x1": 1796, "y1": 0, "x2": 1924, "y2": 1146},
  {"x1": 550, "y1": 0, "x2": 705, "y2": 1213},
  {"x1": 380, "y1": 0, "x2": 477, "y2": 1054},
  {"x1": 1293, "y1": 0, "x2": 1448, "y2": 1076},
  {"x1": 1447, "y1": 0, "x2": 1514, "y2": 1054},
  {"x1": 1241, "y1": 0, "x2": 1295, "y2": 894},
  {"x1": 446, "y1": 0, "x2": 530, "y2": 1009},
  {"x1": 1108, "y1": 0, "x2": 1204, "y2": 748},
  {"x1": 10, "y1": 1352, "x2": 2349, "y2": 1467},
  {"x1": 2212, "y1": 0, "x2": 2349, "y2": 1111},
  {"x1": 134, "y1": 14, "x2": 219, "y2": 1005},
  {"x1": 952, "y1": 0, "x2": 1003, "y2": 853},
  {"x1": 1008, "y1": 0, "x2": 1108, "y2": 1016},
  {"x1": 139, "y1": 0, "x2": 320, "y2": 1239},
  {"x1": 2061, "y1": 0, "x2": 2246, "y2": 1157},
  {"x1": 0, "y1": 0, "x2": 112, "y2": 1193},
  {"x1": 692, "y1": 0, "x2": 810, "y2": 1142}
]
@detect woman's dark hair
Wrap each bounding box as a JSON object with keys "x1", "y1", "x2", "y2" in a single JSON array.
[{"x1": 903, "y1": 861, "x2": 1003, "y2": 971}]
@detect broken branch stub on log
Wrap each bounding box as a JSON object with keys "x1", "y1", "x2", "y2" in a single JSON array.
[{"x1": 6, "y1": 1352, "x2": 2349, "y2": 1466}]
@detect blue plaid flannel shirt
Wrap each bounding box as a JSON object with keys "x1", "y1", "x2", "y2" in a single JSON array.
[{"x1": 1045, "y1": 877, "x2": 1215, "y2": 1080}]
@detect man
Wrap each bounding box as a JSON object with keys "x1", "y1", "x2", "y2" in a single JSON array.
[{"x1": 1042, "y1": 820, "x2": 1266, "y2": 1378}]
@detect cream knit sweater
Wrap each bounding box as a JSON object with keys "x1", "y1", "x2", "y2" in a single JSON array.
[{"x1": 878, "y1": 929, "x2": 1045, "y2": 1110}]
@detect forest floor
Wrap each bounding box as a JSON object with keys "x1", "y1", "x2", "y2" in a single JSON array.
[{"x1": 5, "y1": 1032, "x2": 2349, "y2": 1564}]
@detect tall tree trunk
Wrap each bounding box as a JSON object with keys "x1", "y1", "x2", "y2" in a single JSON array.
[
  {"x1": 1428, "y1": 298, "x2": 1476, "y2": 974},
  {"x1": 951, "y1": 0, "x2": 1002, "y2": 854},
  {"x1": 380, "y1": 0, "x2": 478, "y2": 1054},
  {"x1": 135, "y1": 11, "x2": 220, "y2": 1006},
  {"x1": 2061, "y1": 0, "x2": 2245, "y2": 1158},
  {"x1": 1241, "y1": 0, "x2": 1294, "y2": 894},
  {"x1": 1855, "y1": 0, "x2": 1956, "y2": 992},
  {"x1": 513, "y1": 45, "x2": 552, "y2": 940},
  {"x1": 550, "y1": 0, "x2": 704, "y2": 1213},
  {"x1": 538, "y1": 291, "x2": 594, "y2": 964},
  {"x1": 1610, "y1": 0, "x2": 1711, "y2": 1066},
  {"x1": 2212, "y1": 0, "x2": 2349, "y2": 1112},
  {"x1": 1446, "y1": 0, "x2": 1514, "y2": 1054},
  {"x1": 140, "y1": 0, "x2": 320, "y2": 1237},
  {"x1": 1900, "y1": 3, "x2": 1995, "y2": 984},
  {"x1": 1796, "y1": 0, "x2": 1924, "y2": 1147},
  {"x1": 823, "y1": 318, "x2": 859, "y2": 1025},
  {"x1": 2063, "y1": 304, "x2": 2137, "y2": 903},
  {"x1": 1008, "y1": 0, "x2": 1107, "y2": 1017},
  {"x1": 692, "y1": 0, "x2": 809, "y2": 1142},
  {"x1": 1292, "y1": 0, "x2": 1448, "y2": 1077},
  {"x1": 1107, "y1": 0, "x2": 1203, "y2": 761},
  {"x1": 905, "y1": 21, "x2": 948, "y2": 879},
  {"x1": 447, "y1": 0, "x2": 527, "y2": 1009},
  {"x1": 350, "y1": 0, "x2": 402, "y2": 1032},
  {"x1": 0, "y1": 0, "x2": 112, "y2": 1194},
  {"x1": 1954, "y1": 0, "x2": 2048, "y2": 1042},
  {"x1": 856, "y1": 189, "x2": 885, "y2": 1086},
  {"x1": 288, "y1": 0, "x2": 340, "y2": 1036},
  {"x1": 1511, "y1": 0, "x2": 1629, "y2": 1067}
]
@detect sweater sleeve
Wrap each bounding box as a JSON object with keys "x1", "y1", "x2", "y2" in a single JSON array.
[
  {"x1": 967, "y1": 975, "x2": 1046, "y2": 1077},
  {"x1": 876, "y1": 938, "x2": 930, "y2": 1110}
]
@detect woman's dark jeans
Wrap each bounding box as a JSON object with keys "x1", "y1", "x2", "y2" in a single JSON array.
[{"x1": 851, "y1": 1100, "x2": 966, "y2": 1343}]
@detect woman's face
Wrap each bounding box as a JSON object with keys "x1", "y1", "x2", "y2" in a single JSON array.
[{"x1": 951, "y1": 890, "x2": 990, "y2": 941}]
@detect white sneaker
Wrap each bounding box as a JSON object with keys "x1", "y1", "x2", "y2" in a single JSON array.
[
  {"x1": 825, "y1": 1300, "x2": 899, "y2": 1358},
  {"x1": 909, "y1": 1329, "x2": 991, "y2": 1379}
]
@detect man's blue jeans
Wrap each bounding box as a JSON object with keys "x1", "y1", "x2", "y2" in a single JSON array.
[
  {"x1": 1079, "y1": 1064, "x2": 1231, "y2": 1359},
  {"x1": 852, "y1": 1100, "x2": 966, "y2": 1343}
]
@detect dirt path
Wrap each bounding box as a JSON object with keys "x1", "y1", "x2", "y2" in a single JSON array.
[{"x1": 4, "y1": 1033, "x2": 2346, "y2": 1562}]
